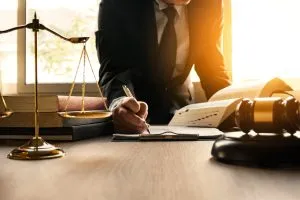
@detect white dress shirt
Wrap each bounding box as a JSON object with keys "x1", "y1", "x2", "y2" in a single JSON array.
[{"x1": 109, "y1": 0, "x2": 190, "y2": 110}]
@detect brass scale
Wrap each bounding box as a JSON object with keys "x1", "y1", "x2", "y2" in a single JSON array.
[{"x1": 0, "y1": 13, "x2": 112, "y2": 160}]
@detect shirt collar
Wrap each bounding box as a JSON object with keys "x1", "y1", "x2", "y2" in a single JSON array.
[{"x1": 155, "y1": 0, "x2": 184, "y2": 17}]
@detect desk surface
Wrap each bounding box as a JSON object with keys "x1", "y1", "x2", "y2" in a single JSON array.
[{"x1": 1, "y1": 134, "x2": 300, "y2": 200}]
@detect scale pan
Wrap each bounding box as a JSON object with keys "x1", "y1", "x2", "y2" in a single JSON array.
[
  {"x1": 0, "y1": 110, "x2": 13, "y2": 118},
  {"x1": 58, "y1": 110, "x2": 112, "y2": 120}
]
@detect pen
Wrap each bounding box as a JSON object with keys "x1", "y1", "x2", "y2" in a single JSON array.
[
  {"x1": 122, "y1": 85, "x2": 134, "y2": 97},
  {"x1": 122, "y1": 85, "x2": 151, "y2": 134}
]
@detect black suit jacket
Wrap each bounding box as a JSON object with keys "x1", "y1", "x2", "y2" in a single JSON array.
[{"x1": 96, "y1": 0, "x2": 231, "y2": 123}]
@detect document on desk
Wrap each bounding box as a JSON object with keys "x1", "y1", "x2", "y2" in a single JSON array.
[{"x1": 112, "y1": 125, "x2": 223, "y2": 141}]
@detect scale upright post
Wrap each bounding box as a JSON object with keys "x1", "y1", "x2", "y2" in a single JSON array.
[{"x1": 0, "y1": 13, "x2": 88, "y2": 160}]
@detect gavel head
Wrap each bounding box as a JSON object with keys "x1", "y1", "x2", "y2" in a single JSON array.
[{"x1": 235, "y1": 96, "x2": 300, "y2": 134}]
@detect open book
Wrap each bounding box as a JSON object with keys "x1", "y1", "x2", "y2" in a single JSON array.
[{"x1": 169, "y1": 77, "x2": 293, "y2": 128}]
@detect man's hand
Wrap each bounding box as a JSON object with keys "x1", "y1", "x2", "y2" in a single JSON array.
[{"x1": 112, "y1": 97, "x2": 148, "y2": 134}]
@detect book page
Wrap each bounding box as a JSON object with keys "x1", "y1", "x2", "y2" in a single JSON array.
[
  {"x1": 271, "y1": 91, "x2": 294, "y2": 99},
  {"x1": 0, "y1": 95, "x2": 58, "y2": 112},
  {"x1": 168, "y1": 77, "x2": 292, "y2": 128},
  {"x1": 208, "y1": 77, "x2": 293, "y2": 102},
  {"x1": 259, "y1": 77, "x2": 293, "y2": 97},
  {"x1": 168, "y1": 98, "x2": 241, "y2": 127},
  {"x1": 273, "y1": 90, "x2": 300, "y2": 101}
]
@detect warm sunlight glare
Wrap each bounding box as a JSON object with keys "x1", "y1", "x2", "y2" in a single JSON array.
[
  {"x1": 232, "y1": 0, "x2": 300, "y2": 83},
  {"x1": 27, "y1": 0, "x2": 96, "y2": 9},
  {"x1": 0, "y1": 0, "x2": 17, "y2": 85}
]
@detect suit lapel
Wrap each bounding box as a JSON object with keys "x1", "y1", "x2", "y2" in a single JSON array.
[
  {"x1": 186, "y1": 0, "x2": 205, "y2": 71},
  {"x1": 139, "y1": 0, "x2": 159, "y2": 76},
  {"x1": 185, "y1": 2, "x2": 195, "y2": 74}
]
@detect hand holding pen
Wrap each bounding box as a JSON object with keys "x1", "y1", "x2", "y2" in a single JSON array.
[
  {"x1": 122, "y1": 85, "x2": 150, "y2": 133},
  {"x1": 110, "y1": 85, "x2": 150, "y2": 134}
]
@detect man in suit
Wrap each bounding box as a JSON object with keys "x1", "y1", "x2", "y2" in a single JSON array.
[{"x1": 96, "y1": 0, "x2": 231, "y2": 133}]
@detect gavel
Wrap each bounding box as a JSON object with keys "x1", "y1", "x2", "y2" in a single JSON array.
[{"x1": 235, "y1": 96, "x2": 300, "y2": 134}]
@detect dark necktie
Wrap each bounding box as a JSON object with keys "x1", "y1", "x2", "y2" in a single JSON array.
[{"x1": 158, "y1": 6, "x2": 177, "y2": 84}]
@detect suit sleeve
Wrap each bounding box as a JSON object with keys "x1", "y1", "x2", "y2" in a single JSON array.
[
  {"x1": 194, "y1": 0, "x2": 231, "y2": 99},
  {"x1": 95, "y1": 0, "x2": 136, "y2": 105}
]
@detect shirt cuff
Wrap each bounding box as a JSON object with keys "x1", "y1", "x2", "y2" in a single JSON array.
[{"x1": 109, "y1": 96, "x2": 127, "y2": 111}]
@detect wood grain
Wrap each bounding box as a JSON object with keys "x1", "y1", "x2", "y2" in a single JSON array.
[{"x1": 0, "y1": 135, "x2": 300, "y2": 200}]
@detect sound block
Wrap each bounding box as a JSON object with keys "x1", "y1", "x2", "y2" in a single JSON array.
[{"x1": 211, "y1": 131, "x2": 300, "y2": 167}]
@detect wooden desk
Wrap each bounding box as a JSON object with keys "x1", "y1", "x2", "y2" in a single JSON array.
[{"x1": 0, "y1": 134, "x2": 300, "y2": 200}]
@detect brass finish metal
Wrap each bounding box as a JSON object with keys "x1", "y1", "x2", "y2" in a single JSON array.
[
  {"x1": 0, "y1": 75, "x2": 12, "y2": 118},
  {"x1": 0, "y1": 94, "x2": 12, "y2": 118},
  {"x1": 59, "y1": 110, "x2": 112, "y2": 120},
  {"x1": 253, "y1": 98, "x2": 275, "y2": 124},
  {"x1": 0, "y1": 110, "x2": 13, "y2": 118},
  {"x1": 34, "y1": 15, "x2": 39, "y2": 139},
  {"x1": 2, "y1": 13, "x2": 68, "y2": 160},
  {"x1": 7, "y1": 137, "x2": 65, "y2": 160},
  {"x1": 2, "y1": 13, "x2": 110, "y2": 160},
  {"x1": 60, "y1": 41, "x2": 110, "y2": 120}
]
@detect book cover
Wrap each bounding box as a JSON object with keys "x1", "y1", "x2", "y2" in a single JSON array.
[
  {"x1": 0, "y1": 95, "x2": 107, "y2": 112},
  {"x1": 0, "y1": 111, "x2": 111, "y2": 128},
  {"x1": 0, "y1": 121, "x2": 114, "y2": 141},
  {"x1": 0, "y1": 95, "x2": 109, "y2": 128}
]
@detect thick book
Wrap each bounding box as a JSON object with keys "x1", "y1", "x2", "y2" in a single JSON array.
[
  {"x1": 0, "y1": 95, "x2": 107, "y2": 112},
  {"x1": 169, "y1": 77, "x2": 294, "y2": 128},
  {"x1": 0, "y1": 121, "x2": 113, "y2": 141},
  {"x1": 0, "y1": 111, "x2": 110, "y2": 128},
  {"x1": 0, "y1": 95, "x2": 108, "y2": 128}
]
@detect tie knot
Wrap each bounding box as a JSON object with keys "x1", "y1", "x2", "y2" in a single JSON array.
[{"x1": 163, "y1": 6, "x2": 176, "y2": 22}]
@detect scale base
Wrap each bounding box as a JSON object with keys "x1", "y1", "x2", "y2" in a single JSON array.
[
  {"x1": 211, "y1": 132, "x2": 300, "y2": 167},
  {"x1": 7, "y1": 137, "x2": 65, "y2": 160}
]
